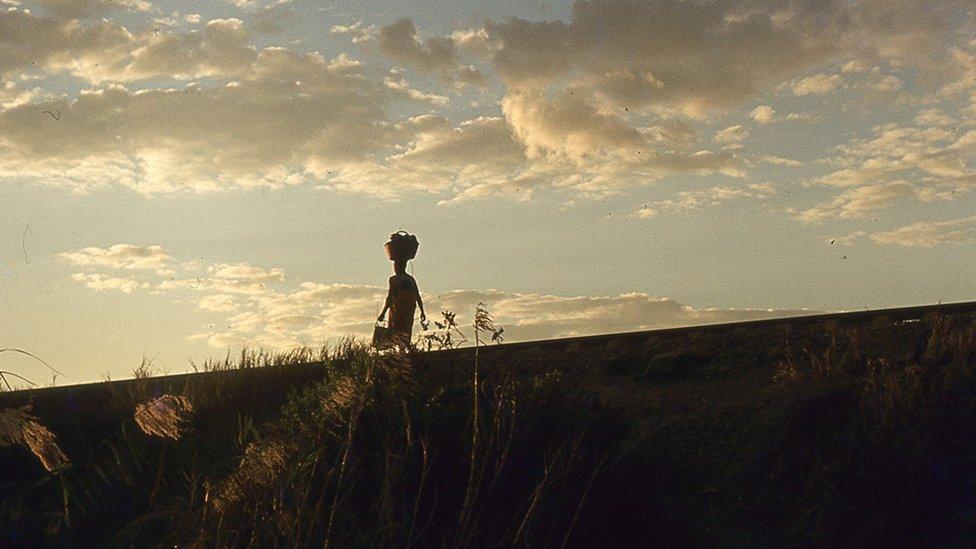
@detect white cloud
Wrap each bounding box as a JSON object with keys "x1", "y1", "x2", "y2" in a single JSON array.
[
  {"x1": 867, "y1": 215, "x2": 976, "y2": 247},
  {"x1": 3, "y1": 9, "x2": 749, "y2": 200},
  {"x1": 377, "y1": 18, "x2": 456, "y2": 74},
  {"x1": 451, "y1": 28, "x2": 495, "y2": 56},
  {"x1": 914, "y1": 108, "x2": 954, "y2": 126},
  {"x1": 714, "y1": 124, "x2": 749, "y2": 146},
  {"x1": 785, "y1": 112, "x2": 817, "y2": 122},
  {"x1": 120, "y1": 18, "x2": 256, "y2": 81},
  {"x1": 70, "y1": 272, "x2": 148, "y2": 293},
  {"x1": 870, "y1": 74, "x2": 902, "y2": 93},
  {"x1": 749, "y1": 105, "x2": 813, "y2": 124},
  {"x1": 0, "y1": 47, "x2": 393, "y2": 194},
  {"x1": 633, "y1": 183, "x2": 775, "y2": 218},
  {"x1": 841, "y1": 59, "x2": 869, "y2": 73},
  {"x1": 761, "y1": 155, "x2": 803, "y2": 167},
  {"x1": 59, "y1": 244, "x2": 171, "y2": 271},
  {"x1": 63, "y1": 248, "x2": 821, "y2": 350},
  {"x1": 209, "y1": 262, "x2": 284, "y2": 283},
  {"x1": 37, "y1": 0, "x2": 152, "y2": 18},
  {"x1": 485, "y1": 0, "x2": 962, "y2": 114},
  {"x1": 158, "y1": 262, "x2": 284, "y2": 295},
  {"x1": 373, "y1": 19, "x2": 488, "y2": 89},
  {"x1": 189, "y1": 281, "x2": 820, "y2": 350},
  {"x1": 330, "y1": 20, "x2": 375, "y2": 44},
  {"x1": 198, "y1": 294, "x2": 238, "y2": 312},
  {"x1": 383, "y1": 70, "x2": 449, "y2": 106},
  {"x1": 0, "y1": 9, "x2": 135, "y2": 79},
  {"x1": 0, "y1": 81, "x2": 36, "y2": 110},
  {"x1": 499, "y1": 87, "x2": 742, "y2": 183},
  {"x1": 750, "y1": 105, "x2": 776, "y2": 124},
  {"x1": 0, "y1": 1, "x2": 971, "y2": 207},
  {"x1": 798, "y1": 119, "x2": 976, "y2": 220},
  {"x1": 793, "y1": 182, "x2": 942, "y2": 222},
  {"x1": 792, "y1": 73, "x2": 843, "y2": 96}
]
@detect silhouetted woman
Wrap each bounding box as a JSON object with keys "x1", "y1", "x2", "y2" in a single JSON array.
[{"x1": 377, "y1": 258, "x2": 426, "y2": 346}]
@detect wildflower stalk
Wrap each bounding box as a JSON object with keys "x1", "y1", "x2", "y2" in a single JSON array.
[
  {"x1": 323, "y1": 358, "x2": 374, "y2": 549},
  {"x1": 458, "y1": 303, "x2": 504, "y2": 544}
]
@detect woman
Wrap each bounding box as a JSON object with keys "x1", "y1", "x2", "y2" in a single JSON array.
[{"x1": 377, "y1": 258, "x2": 426, "y2": 347}]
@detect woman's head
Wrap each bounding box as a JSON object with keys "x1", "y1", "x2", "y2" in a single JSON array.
[{"x1": 393, "y1": 259, "x2": 408, "y2": 274}]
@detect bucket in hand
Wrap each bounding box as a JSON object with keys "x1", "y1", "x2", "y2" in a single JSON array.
[
  {"x1": 372, "y1": 322, "x2": 395, "y2": 349},
  {"x1": 385, "y1": 231, "x2": 419, "y2": 261}
]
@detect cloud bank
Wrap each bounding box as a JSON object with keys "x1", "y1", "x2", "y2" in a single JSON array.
[{"x1": 60, "y1": 243, "x2": 821, "y2": 350}]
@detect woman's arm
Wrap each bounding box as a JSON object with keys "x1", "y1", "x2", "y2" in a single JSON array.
[
  {"x1": 377, "y1": 278, "x2": 393, "y2": 321},
  {"x1": 414, "y1": 279, "x2": 426, "y2": 322}
]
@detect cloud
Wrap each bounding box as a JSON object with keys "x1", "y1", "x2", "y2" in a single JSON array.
[
  {"x1": 36, "y1": 0, "x2": 152, "y2": 19},
  {"x1": 792, "y1": 73, "x2": 843, "y2": 96},
  {"x1": 188, "y1": 280, "x2": 821, "y2": 350},
  {"x1": 798, "y1": 118, "x2": 976, "y2": 220},
  {"x1": 198, "y1": 294, "x2": 239, "y2": 312},
  {"x1": 750, "y1": 105, "x2": 776, "y2": 124},
  {"x1": 377, "y1": 18, "x2": 458, "y2": 79},
  {"x1": 330, "y1": 20, "x2": 375, "y2": 44},
  {"x1": 760, "y1": 155, "x2": 803, "y2": 167},
  {"x1": 393, "y1": 115, "x2": 523, "y2": 171},
  {"x1": 633, "y1": 183, "x2": 775, "y2": 218},
  {"x1": 502, "y1": 87, "x2": 645, "y2": 162},
  {"x1": 384, "y1": 70, "x2": 449, "y2": 106},
  {"x1": 59, "y1": 244, "x2": 171, "y2": 271},
  {"x1": 159, "y1": 262, "x2": 285, "y2": 295},
  {"x1": 866, "y1": 215, "x2": 976, "y2": 247},
  {"x1": 714, "y1": 124, "x2": 749, "y2": 146},
  {"x1": 433, "y1": 291, "x2": 820, "y2": 342},
  {"x1": 785, "y1": 112, "x2": 817, "y2": 122},
  {"x1": 0, "y1": 81, "x2": 36, "y2": 110},
  {"x1": 499, "y1": 87, "x2": 743, "y2": 181},
  {"x1": 914, "y1": 108, "x2": 954, "y2": 126},
  {"x1": 0, "y1": 47, "x2": 392, "y2": 194},
  {"x1": 374, "y1": 18, "x2": 488, "y2": 88},
  {"x1": 466, "y1": 0, "x2": 964, "y2": 193},
  {"x1": 1, "y1": 1, "x2": 969, "y2": 205},
  {"x1": 485, "y1": 0, "x2": 963, "y2": 116},
  {"x1": 209, "y1": 263, "x2": 284, "y2": 283},
  {"x1": 454, "y1": 65, "x2": 488, "y2": 89},
  {"x1": 451, "y1": 28, "x2": 495, "y2": 57},
  {"x1": 0, "y1": 10, "x2": 299, "y2": 84},
  {"x1": 377, "y1": 18, "x2": 456, "y2": 74},
  {"x1": 0, "y1": 9, "x2": 135, "y2": 79},
  {"x1": 70, "y1": 272, "x2": 148, "y2": 293},
  {"x1": 841, "y1": 58, "x2": 870, "y2": 73},
  {"x1": 749, "y1": 106, "x2": 813, "y2": 125},
  {"x1": 870, "y1": 74, "x2": 902, "y2": 93},
  {"x1": 63, "y1": 248, "x2": 822, "y2": 350},
  {"x1": 120, "y1": 18, "x2": 257, "y2": 81},
  {"x1": 793, "y1": 182, "x2": 932, "y2": 222}
]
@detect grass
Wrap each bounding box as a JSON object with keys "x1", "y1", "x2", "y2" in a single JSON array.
[{"x1": 1, "y1": 310, "x2": 976, "y2": 545}]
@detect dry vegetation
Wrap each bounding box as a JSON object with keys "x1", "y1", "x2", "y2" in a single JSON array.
[{"x1": 1, "y1": 310, "x2": 976, "y2": 546}]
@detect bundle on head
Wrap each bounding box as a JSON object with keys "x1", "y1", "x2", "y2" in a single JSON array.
[{"x1": 385, "y1": 231, "x2": 419, "y2": 261}]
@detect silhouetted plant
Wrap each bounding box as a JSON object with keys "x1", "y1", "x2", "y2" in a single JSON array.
[{"x1": 419, "y1": 310, "x2": 469, "y2": 350}]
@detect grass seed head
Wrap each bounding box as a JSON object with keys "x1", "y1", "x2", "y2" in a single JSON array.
[
  {"x1": 0, "y1": 406, "x2": 69, "y2": 472},
  {"x1": 134, "y1": 394, "x2": 194, "y2": 440}
]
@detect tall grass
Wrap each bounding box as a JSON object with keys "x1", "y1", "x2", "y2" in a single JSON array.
[
  {"x1": 0, "y1": 312, "x2": 616, "y2": 546},
  {"x1": 5, "y1": 311, "x2": 976, "y2": 545}
]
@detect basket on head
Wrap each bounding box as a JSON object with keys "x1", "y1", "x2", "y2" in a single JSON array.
[{"x1": 385, "y1": 231, "x2": 419, "y2": 261}]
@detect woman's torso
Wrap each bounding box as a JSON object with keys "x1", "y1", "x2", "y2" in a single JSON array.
[{"x1": 389, "y1": 274, "x2": 417, "y2": 331}]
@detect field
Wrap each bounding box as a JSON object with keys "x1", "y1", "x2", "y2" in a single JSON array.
[{"x1": 2, "y1": 304, "x2": 976, "y2": 546}]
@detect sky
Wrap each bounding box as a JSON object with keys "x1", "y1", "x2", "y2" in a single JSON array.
[{"x1": 0, "y1": 0, "x2": 974, "y2": 385}]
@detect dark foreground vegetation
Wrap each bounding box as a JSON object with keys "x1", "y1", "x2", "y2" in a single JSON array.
[{"x1": 2, "y1": 310, "x2": 976, "y2": 546}]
